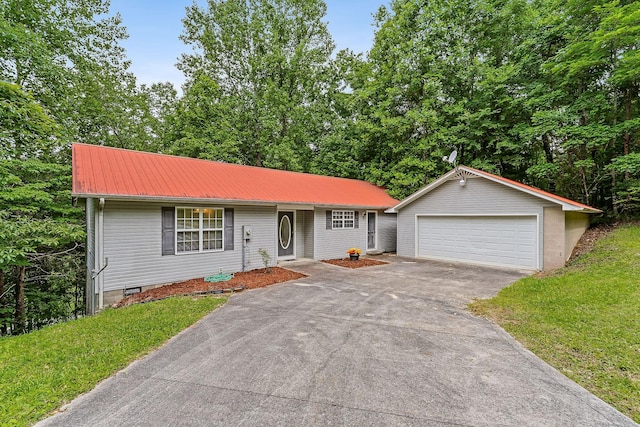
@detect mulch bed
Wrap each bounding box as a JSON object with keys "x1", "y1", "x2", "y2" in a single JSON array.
[
  {"x1": 322, "y1": 258, "x2": 388, "y2": 269},
  {"x1": 114, "y1": 267, "x2": 306, "y2": 308}
]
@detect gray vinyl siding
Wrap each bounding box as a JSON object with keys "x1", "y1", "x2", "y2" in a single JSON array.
[
  {"x1": 102, "y1": 201, "x2": 276, "y2": 291},
  {"x1": 302, "y1": 211, "x2": 314, "y2": 258},
  {"x1": 377, "y1": 212, "x2": 397, "y2": 252},
  {"x1": 295, "y1": 212, "x2": 304, "y2": 258},
  {"x1": 313, "y1": 208, "x2": 367, "y2": 260},
  {"x1": 396, "y1": 177, "x2": 556, "y2": 264}
]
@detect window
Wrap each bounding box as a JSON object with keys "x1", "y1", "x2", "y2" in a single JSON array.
[
  {"x1": 332, "y1": 210, "x2": 355, "y2": 229},
  {"x1": 176, "y1": 208, "x2": 223, "y2": 253}
]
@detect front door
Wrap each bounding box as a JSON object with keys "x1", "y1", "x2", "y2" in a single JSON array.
[
  {"x1": 367, "y1": 211, "x2": 377, "y2": 250},
  {"x1": 278, "y1": 211, "x2": 295, "y2": 259}
]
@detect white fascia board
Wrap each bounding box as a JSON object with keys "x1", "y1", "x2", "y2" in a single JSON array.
[{"x1": 72, "y1": 193, "x2": 393, "y2": 211}]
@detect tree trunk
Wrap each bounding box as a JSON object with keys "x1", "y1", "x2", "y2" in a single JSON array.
[
  {"x1": 624, "y1": 88, "x2": 631, "y2": 180},
  {"x1": 580, "y1": 166, "x2": 589, "y2": 206},
  {"x1": 14, "y1": 266, "x2": 26, "y2": 334},
  {"x1": 0, "y1": 270, "x2": 6, "y2": 335},
  {"x1": 542, "y1": 134, "x2": 554, "y2": 163},
  {"x1": 612, "y1": 88, "x2": 618, "y2": 215},
  {"x1": 611, "y1": 169, "x2": 618, "y2": 216}
]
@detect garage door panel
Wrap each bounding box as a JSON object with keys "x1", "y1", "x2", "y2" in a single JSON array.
[{"x1": 417, "y1": 216, "x2": 537, "y2": 269}]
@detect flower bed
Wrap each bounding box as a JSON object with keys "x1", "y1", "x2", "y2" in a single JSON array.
[
  {"x1": 115, "y1": 267, "x2": 306, "y2": 307},
  {"x1": 322, "y1": 258, "x2": 388, "y2": 269}
]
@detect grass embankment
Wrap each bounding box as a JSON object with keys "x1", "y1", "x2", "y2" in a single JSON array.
[
  {"x1": 0, "y1": 296, "x2": 227, "y2": 427},
  {"x1": 470, "y1": 225, "x2": 640, "y2": 422}
]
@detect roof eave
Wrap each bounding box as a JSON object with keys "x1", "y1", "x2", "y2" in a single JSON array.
[
  {"x1": 562, "y1": 205, "x2": 603, "y2": 214},
  {"x1": 72, "y1": 193, "x2": 395, "y2": 210}
]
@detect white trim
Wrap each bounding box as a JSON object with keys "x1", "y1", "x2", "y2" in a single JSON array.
[
  {"x1": 331, "y1": 210, "x2": 355, "y2": 229},
  {"x1": 414, "y1": 213, "x2": 541, "y2": 271},
  {"x1": 366, "y1": 210, "x2": 378, "y2": 250},
  {"x1": 279, "y1": 215, "x2": 292, "y2": 250},
  {"x1": 277, "y1": 204, "x2": 314, "y2": 211},
  {"x1": 174, "y1": 207, "x2": 225, "y2": 255},
  {"x1": 277, "y1": 210, "x2": 296, "y2": 260}
]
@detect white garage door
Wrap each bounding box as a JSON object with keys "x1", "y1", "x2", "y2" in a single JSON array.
[{"x1": 417, "y1": 216, "x2": 538, "y2": 269}]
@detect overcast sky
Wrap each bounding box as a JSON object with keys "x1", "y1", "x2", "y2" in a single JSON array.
[{"x1": 109, "y1": 0, "x2": 388, "y2": 89}]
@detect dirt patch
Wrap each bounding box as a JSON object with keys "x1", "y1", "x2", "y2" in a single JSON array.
[
  {"x1": 568, "y1": 224, "x2": 616, "y2": 263},
  {"x1": 114, "y1": 267, "x2": 306, "y2": 308},
  {"x1": 322, "y1": 258, "x2": 388, "y2": 269}
]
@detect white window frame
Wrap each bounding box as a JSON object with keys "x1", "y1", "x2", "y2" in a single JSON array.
[
  {"x1": 332, "y1": 210, "x2": 355, "y2": 229},
  {"x1": 176, "y1": 207, "x2": 224, "y2": 254}
]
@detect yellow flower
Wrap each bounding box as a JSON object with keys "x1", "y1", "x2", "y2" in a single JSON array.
[{"x1": 346, "y1": 247, "x2": 362, "y2": 255}]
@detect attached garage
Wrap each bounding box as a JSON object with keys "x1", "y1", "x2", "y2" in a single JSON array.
[
  {"x1": 388, "y1": 166, "x2": 601, "y2": 271},
  {"x1": 417, "y1": 216, "x2": 538, "y2": 269}
]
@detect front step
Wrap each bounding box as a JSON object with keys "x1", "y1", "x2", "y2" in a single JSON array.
[{"x1": 366, "y1": 249, "x2": 384, "y2": 256}]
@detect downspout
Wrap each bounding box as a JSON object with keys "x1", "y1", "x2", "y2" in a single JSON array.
[
  {"x1": 86, "y1": 198, "x2": 94, "y2": 315},
  {"x1": 97, "y1": 198, "x2": 105, "y2": 310}
]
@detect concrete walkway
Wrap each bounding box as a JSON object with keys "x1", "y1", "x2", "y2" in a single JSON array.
[{"x1": 38, "y1": 257, "x2": 637, "y2": 426}]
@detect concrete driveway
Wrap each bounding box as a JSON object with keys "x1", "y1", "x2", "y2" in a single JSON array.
[{"x1": 38, "y1": 257, "x2": 636, "y2": 426}]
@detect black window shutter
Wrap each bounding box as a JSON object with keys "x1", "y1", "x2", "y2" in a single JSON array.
[
  {"x1": 326, "y1": 210, "x2": 332, "y2": 229},
  {"x1": 161, "y1": 207, "x2": 175, "y2": 256},
  {"x1": 224, "y1": 208, "x2": 234, "y2": 250},
  {"x1": 354, "y1": 211, "x2": 359, "y2": 229}
]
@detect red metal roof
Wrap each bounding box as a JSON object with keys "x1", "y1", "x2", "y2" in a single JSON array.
[
  {"x1": 464, "y1": 166, "x2": 602, "y2": 213},
  {"x1": 72, "y1": 144, "x2": 398, "y2": 208}
]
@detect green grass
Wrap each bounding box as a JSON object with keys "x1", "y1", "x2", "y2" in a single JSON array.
[
  {"x1": 470, "y1": 225, "x2": 640, "y2": 422},
  {"x1": 0, "y1": 296, "x2": 227, "y2": 427}
]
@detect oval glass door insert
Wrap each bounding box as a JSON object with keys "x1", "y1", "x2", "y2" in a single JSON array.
[{"x1": 279, "y1": 215, "x2": 291, "y2": 249}]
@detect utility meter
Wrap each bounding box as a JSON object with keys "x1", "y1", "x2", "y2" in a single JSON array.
[{"x1": 243, "y1": 226, "x2": 252, "y2": 240}]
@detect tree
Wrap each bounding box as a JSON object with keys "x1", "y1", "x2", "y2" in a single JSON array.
[
  {"x1": 526, "y1": 0, "x2": 640, "y2": 213},
  {"x1": 0, "y1": 82, "x2": 84, "y2": 334},
  {"x1": 341, "y1": 0, "x2": 535, "y2": 199},
  {"x1": 176, "y1": 0, "x2": 337, "y2": 171},
  {"x1": 0, "y1": 0, "x2": 165, "y2": 150}
]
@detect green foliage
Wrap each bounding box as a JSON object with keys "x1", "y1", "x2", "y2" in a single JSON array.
[
  {"x1": 0, "y1": 0, "x2": 168, "y2": 334},
  {"x1": 334, "y1": 0, "x2": 538, "y2": 198},
  {"x1": 470, "y1": 225, "x2": 640, "y2": 422},
  {"x1": 0, "y1": 158, "x2": 85, "y2": 334},
  {"x1": 258, "y1": 248, "x2": 271, "y2": 273},
  {"x1": 325, "y1": 0, "x2": 639, "y2": 209},
  {"x1": 2, "y1": 0, "x2": 640, "y2": 336},
  {"x1": 0, "y1": 296, "x2": 227, "y2": 426},
  {"x1": 175, "y1": 0, "x2": 338, "y2": 171},
  {"x1": 0, "y1": 81, "x2": 84, "y2": 334},
  {"x1": 0, "y1": 81, "x2": 57, "y2": 159}
]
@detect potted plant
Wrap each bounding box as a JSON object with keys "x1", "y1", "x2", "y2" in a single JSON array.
[{"x1": 346, "y1": 247, "x2": 362, "y2": 261}]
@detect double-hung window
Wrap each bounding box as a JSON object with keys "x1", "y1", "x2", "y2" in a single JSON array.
[
  {"x1": 176, "y1": 208, "x2": 223, "y2": 253},
  {"x1": 332, "y1": 210, "x2": 355, "y2": 229}
]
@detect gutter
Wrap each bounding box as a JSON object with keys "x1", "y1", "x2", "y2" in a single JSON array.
[{"x1": 71, "y1": 194, "x2": 396, "y2": 211}]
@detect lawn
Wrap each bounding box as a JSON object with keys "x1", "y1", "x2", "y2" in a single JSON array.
[
  {"x1": 0, "y1": 295, "x2": 227, "y2": 427},
  {"x1": 470, "y1": 224, "x2": 640, "y2": 423}
]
